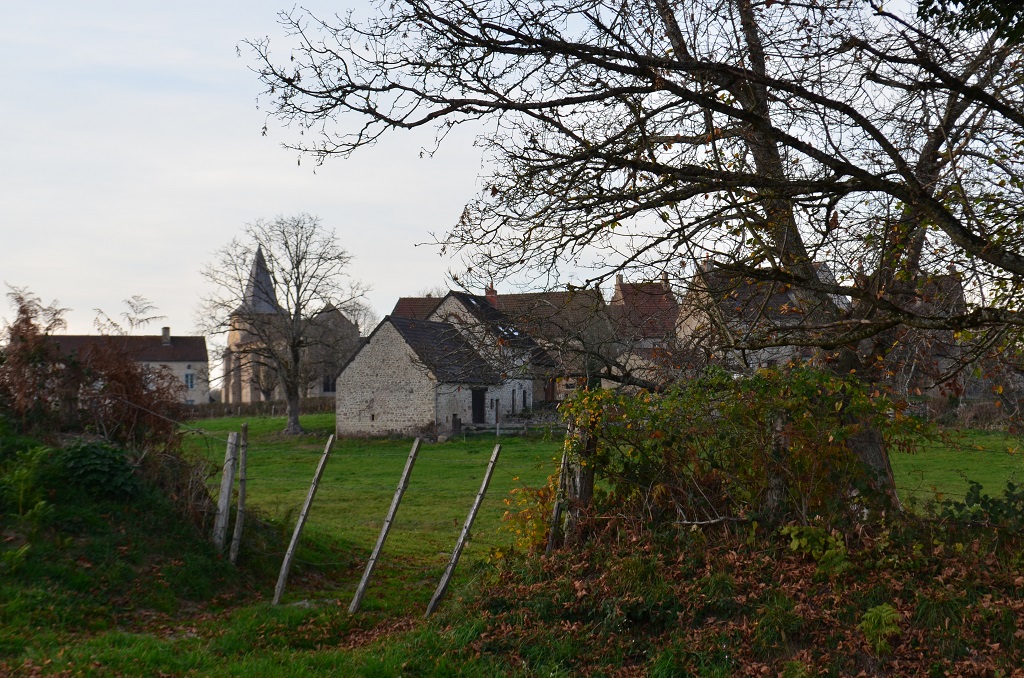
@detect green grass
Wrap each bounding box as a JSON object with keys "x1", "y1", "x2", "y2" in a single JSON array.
[
  {"x1": 891, "y1": 428, "x2": 1024, "y2": 506},
  {"x1": 7, "y1": 413, "x2": 1024, "y2": 676},
  {"x1": 182, "y1": 413, "x2": 561, "y2": 611}
]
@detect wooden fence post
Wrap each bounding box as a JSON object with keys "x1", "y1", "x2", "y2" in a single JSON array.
[
  {"x1": 211, "y1": 432, "x2": 238, "y2": 552},
  {"x1": 272, "y1": 434, "x2": 336, "y2": 605},
  {"x1": 546, "y1": 441, "x2": 570, "y2": 554},
  {"x1": 425, "y1": 444, "x2": 501, "y2": 617},
  {"x1": 229, "y1": 423, "x2": 248, "y2": 565},
  {"x1": 349, "y1": 437, "x2": 421, "y2": 614}
]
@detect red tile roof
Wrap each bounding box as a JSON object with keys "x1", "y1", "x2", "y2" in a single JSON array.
[
  {"x1": 608, "y1": 278, "x2": 679, "y2": 340},
  {"x1": 390, "y1": 296, "x2": 443, "y2": 320}
]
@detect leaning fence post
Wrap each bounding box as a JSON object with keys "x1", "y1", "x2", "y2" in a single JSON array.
[
  {"x1": 426, "y1": 443, "x2": 501, "y2": 617},
  {"x1": 546, "y1": 438, "x2": 570, "y2": 555},
  {"x1": 211, "y1": 432, "x2": 238, "y2": 552},
  {"x1": 349, "y1": 437, "x2": 421, "y2": 614},
  {"x1": 229, "y1": 423, "x2": 248, "y2": 565},
  {"x1": 272, "y1": 434, "x2": 336, "y2": 605}
]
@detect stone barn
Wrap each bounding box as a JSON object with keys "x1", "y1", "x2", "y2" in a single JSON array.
[{"x1": 335, "y1": 316, "x2": 532, "y2": 436}]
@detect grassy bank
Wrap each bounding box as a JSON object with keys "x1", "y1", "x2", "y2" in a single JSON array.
[{"x1": 4, "y1": 413, "x2": 1023, "y2": 676}]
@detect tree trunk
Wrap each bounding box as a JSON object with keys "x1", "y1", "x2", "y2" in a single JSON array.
[
  {"x1": 832, "y1": 348, "x2": 898, "y2": 502},
  {"x1": 283, "y1": 389, "x2": 303, "y2": 435},
  {"x1": 565, "y1": 424, "x2": 596, "y2": 543}
]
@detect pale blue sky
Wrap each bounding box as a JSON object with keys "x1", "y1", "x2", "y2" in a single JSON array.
[{"x1": 0, "y1": 1, "x2": 484, "y2": 336}]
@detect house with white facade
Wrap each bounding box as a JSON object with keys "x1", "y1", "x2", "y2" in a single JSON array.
[{"x1": 53, "y1": 328, "x2": 210, "y2": 404}]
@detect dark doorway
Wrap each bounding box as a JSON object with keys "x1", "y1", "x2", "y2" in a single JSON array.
[{"x1": 471, "y1": 389, "x2": 486, "y2": 424}]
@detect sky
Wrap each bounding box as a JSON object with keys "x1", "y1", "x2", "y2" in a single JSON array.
[{"x1": 0, "y1": 1, "x2": 487, "y2": 338}]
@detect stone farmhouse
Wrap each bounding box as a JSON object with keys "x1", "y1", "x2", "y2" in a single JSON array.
[
  {"x1": 221, "y1": 246, "x2": 361, "y2": 405},
  {"x1": 338, "y1": 265, "x2": 979, "y2": 435},
  {"x1": 337, "y1": 284, "x2": 635, "y2": 436},
  {"x1": 335, "y1": 315, "x2": 532, "y2": 436},
  {"x1": 52, "y1": 328, "x2": 210, "y2": 404}
]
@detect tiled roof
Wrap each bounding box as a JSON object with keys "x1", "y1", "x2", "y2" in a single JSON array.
[
  {"x1": 608, "y1": 279, "x2": 679, "y2": 340},
  {"x1": 388, "y1": 316, "x2": 499, "y2": 384},
  {"x1": 52, "y1": 335, "x2": 209, "y2": 363},
  {"x1": 391, "y1": 296, "x2": 443, "y2": 320}
]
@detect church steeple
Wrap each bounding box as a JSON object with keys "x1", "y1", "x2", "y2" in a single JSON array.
[{"x1": 239, "y1": 245, "x2": 281, "y2": 314}]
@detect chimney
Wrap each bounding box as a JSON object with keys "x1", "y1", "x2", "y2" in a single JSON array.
[
  {"x1": 485, "y1": 284, "x2": 497, "y2": 307},
  {"x1": 662, "y1": 271, "x2": 670, "y2": 290},
  {"x1": 615, "y1": 274, "x2": 624, "y2": 287},
  {"x1": 161, "y1": 327, "x2": 171, "y2": 346}
]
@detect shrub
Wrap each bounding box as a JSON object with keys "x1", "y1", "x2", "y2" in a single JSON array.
[
  {"x1": 939, "y1": 481, "x2": 1024, "y2": 533},
  {"x1": 56, "y1": 441, "x2": 139, "y2": 501},
  {"x1": 559, "y1": 366, "x2": 923, "y2": 527},
  {"x1": 0, "y1": 446, "x2": 53, "y2": 517}
]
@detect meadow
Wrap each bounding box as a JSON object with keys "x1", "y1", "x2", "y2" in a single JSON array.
[
  {"x1": 4, "y1": 413, "x2": 1022, "y2": 675},
  {"x1": 181, "y1": 413, "x2": 1024, "y2": 612},
  {"x1": 181, "y1": 414, "x2": 563, "y2": 612}
]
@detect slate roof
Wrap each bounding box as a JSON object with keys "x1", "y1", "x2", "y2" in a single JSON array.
[
  {"x1": 701, "y1": 272, "x2": 798, "y2": 324},
  {"x1": 442, "y1": 292, "x2": 542, "y2": 350},
  {"x1": 390, "y1": 296, "x2": 443, "y2": 320},
  {"x1": 387, "y1": 316, "x2": 500, "y2": 384},
  {"x1": 236, "y1": 246, "x2": 281, "y2": 315},
  {"x1": 915, "y1": 273, "x2": 966, "y2": 315},
  {"x1": 494, "y1": 289, "x2": 612, "y2": 344},
  {"x1": 52, "y1": 335, "x2": 209, "y2": 363}
]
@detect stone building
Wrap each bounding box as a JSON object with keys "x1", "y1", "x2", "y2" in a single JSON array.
[
  {"x1": 335, "y1": 316, "x2": 532, "y2": 436},
  {"x1": 392, "y1": 287, "x2": 614, "y2": 404},
  {"x1": 222, "y1": 246, "x2": 361, "y2": 404}
]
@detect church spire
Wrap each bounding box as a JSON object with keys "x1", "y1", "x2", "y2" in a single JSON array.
[{"x1": 239, "y1": 245, "x2": 281, "y2": 314}]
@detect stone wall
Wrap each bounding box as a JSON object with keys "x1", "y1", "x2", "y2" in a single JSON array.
[
  {"x1": 336, "y1": 322, "x2": 438, "y2": 436},
  {"x1": 433, "y1": 378, "x2": 533, "y2": 430}
]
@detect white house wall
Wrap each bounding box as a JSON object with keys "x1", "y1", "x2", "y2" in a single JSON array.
[
  {"x1": 144, "y1": 360, "x2": 210, "y2": 405},
  {"x1": 434, "y1": 379, "x2": 533, "y2": 430}
]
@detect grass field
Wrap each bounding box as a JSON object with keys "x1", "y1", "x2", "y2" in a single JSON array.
[
  {"x1": 5, "y1": 414, "x2": 1024, "y2": 675},
  {"x1": 891, "y1": 427, "x2": 1024, "y2": 506},
  {"x1": 182, "y1": 414, "x2": 562, "y2": 612},
  {"x1": 181, "y1": 413, "x2": 1024, "y2": 612}
]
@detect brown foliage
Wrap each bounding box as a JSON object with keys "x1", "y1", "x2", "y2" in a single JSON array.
[{"x1": 0, "y1": 288, "x2": 185, "y2": 452}]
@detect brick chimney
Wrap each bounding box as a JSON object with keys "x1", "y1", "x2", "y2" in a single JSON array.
[
  {"x1": 485, "y1": 284, "x2": 497, "y2": 306},
  {"x1": 161, "y1": 327, "x2": 171, "y2": 346}
]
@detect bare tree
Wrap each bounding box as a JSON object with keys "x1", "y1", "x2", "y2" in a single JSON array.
[
  {"x1": 198, "y1": 214, "x2": 368, "y2": 434},
  {"x1": 248, "y1": 1, "x2": 1024, "y2": 482}
]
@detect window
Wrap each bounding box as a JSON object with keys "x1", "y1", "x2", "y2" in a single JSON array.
[{"x1": 184, "y1": 373, "x2": 195, "y2": 390}]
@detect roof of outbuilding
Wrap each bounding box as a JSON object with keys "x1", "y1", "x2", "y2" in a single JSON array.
[
  {"x1": 444, "y1": 292, "x2": 543, "y2": 349},
  {"x1": 387, "y1": 316, "x2": 500, "y2": 385},
  {"x1": 494, "y1": 289, "x2": 612, "y2": 344},
  {"x1": 51, "y1": 335, "x2": 209, "y2": 363}
]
